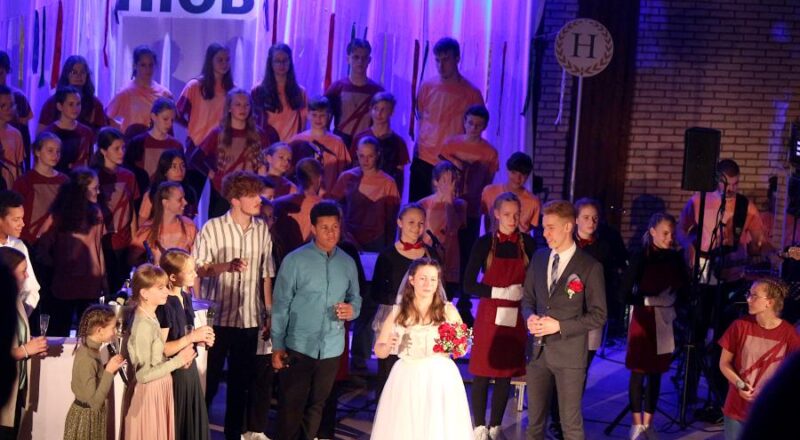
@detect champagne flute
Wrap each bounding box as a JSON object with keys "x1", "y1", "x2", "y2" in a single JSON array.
[{"x1": 39, "y1": 314, "x2": 50, "y2": 337}]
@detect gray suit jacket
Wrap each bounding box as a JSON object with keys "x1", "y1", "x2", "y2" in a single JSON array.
[{"x1": 522, "y1": 246, "x2": 607, "y2": 369}]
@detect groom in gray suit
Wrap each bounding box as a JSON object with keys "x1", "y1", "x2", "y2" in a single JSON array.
[{"x1": 522, "y1": 200, "x2": 607, "y2": 440}]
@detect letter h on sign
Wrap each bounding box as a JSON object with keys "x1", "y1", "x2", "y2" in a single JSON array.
[{"x1": 571, "y1": 33, "x2": 597, "y2": 59}]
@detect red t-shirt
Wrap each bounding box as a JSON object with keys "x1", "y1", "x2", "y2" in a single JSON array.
[
  {"x1": 718, "y1": 316, "x2": 800, "y2": 422},
  {"x1": 43, "y1": 122, "x2": 95, "y2": 173},
  {"x1": 126, "y1": 132, "x2": 184, "y2": 180},
  {"x1": 440, "y1": 135, "x2": 499, "y2": 218},
  {"x1": 97, "y1": 166, "x2": 140, "y2": 250},
  {"x1": 324, "y1": 78, "x2": 384, "y2": 142},
  {"x1": 39, "y1": 95, "x2": 110, "y2": 132},
  {"x1": 12, "y1": 170, "x2": 69, "y2": 243},
  {"x1": 290, "y1": 130, "x2": 351, "y2": 194},
  {"x1": 351, "y1": 128, "x2": 410, "y2": 177},
  {"x1": 198, "y1": 127, "x2": 274, "y2": 193},
  {"x1": 329, "y1": 168, "x2": 400, "y2": 247}
]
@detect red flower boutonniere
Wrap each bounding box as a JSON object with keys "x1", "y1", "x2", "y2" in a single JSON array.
[{"x1": 566, "y1": 274, "x2": 584, "y2": 299}]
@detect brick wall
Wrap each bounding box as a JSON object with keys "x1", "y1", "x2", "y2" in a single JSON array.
[{"x1": 535, "y1": 0, "x2": 800, "y2": 248}]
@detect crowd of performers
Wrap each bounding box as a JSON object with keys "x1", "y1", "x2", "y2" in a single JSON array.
[{"x1": 0, "y1": 33, "x2": 798, "y2": 440}]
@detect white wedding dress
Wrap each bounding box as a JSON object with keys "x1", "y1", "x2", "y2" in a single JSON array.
[{"x1": 370, "y1": 322, "x2": 474, "y2": 439}]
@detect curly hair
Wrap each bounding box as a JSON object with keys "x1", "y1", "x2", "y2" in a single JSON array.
[
  {"x1": 221, "y1": 170, "x2": 265, "y2": 201},
  {"x1": 50, "y1": 167, "x2": 101, "y2": 233},
  {"x1": 394, "y1": 258, "x2": 447, "y2": 327}
]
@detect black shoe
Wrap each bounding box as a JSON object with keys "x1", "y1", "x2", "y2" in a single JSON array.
[{"x1": 548, "y1": 422, "x2": 564, "y2": 440}]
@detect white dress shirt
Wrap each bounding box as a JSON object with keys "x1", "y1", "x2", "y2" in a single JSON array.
[{"x1": 547, "y1": 242, "x2": 577, "y2": 292}]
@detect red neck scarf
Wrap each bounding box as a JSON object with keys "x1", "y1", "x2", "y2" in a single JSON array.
[
  {"x1": 496, "y1": 230, "x2": 519, "y2": 243},
  {"x1": 399, "y1": 240, "x2": 424, "y2": 251}
]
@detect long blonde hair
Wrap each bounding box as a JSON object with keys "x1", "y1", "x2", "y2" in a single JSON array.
[
  {"x1": 395, "y1": 258, "x2": 447, "y2": 327},
  {"x1": 217, "y1": 88, "x2": 262, "y2": 172},
  {"x1": 159, "y1": 248, "x2": 193, "y2": 289}
]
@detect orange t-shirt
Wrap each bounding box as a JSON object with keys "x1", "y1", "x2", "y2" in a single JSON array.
[
  {"x1": 252, "y1": 84, "x2": 308, "y2": 142},
  {"x1": 12, "y1": 169, "x2": 69, "y2": 243},
  {"x1": 130, "y1": 216, "x2": 198, "y2": 264},
  {"x1": 290, "y1": 130, "x2": 351, "y2": 194},
  {"x1": 106, "y1": 81, "x2": 173, "y2": 132},
  {"x1": 330, "y1": 168, "x2": 400, "y2": 247},
  {"x1": 440, "y1": 135, "x2": 499, "y2": 218},
  {"x1": 419, "y1": 194, "x2": 467, "y2": 283},
  {"x1": 198, "y1": 127, "x2": 271, "y2": 193},
  {"x1": 177, "y1": 79, "x2": 227, "y2": 145},
  {"x1": 272, "y1": 192, "x2": 322, "y2": 255},
  {"x1": 416, "y1": 76, "x2": 483, "y2": 165},
  {"x1": 0, "y1": 125, "x2": 24, "y2": 189},
  {"x1": 481, "y1": 184, "x2": 542, "y2": 233}
]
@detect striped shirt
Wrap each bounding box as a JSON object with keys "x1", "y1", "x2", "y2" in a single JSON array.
[{"x1": 193, "y1": 211, "x2": 275, "y2": 328}]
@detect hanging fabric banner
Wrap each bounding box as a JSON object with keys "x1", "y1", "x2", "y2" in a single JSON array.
[
  {"x1": 32, "y1": 10, "x2": 39, "y2": 74},
  {"x1": 409, "y1": 39, "x2": 420, "y2": 138},
  {"x1": 496, "y1": 41, "x2": 507, "y2": 135},
  {"x1": 50, "y1": 0, "x2": 64, "y2": 88},
  {"x1": 323, "y1": 13, "x2": 335, "y2": 91},
  {"x1": 18, "y1": 16, "x2": 25, "y2": 86},
  {"x1": 103, "y1": 0, "x2": 112, "y2": 67},
  {"x1": 38, "y1": 6, "x2": 46, "y2": 88},
  {"x1": 271, "y1": 0, "x2": 278, "y2": 44}
]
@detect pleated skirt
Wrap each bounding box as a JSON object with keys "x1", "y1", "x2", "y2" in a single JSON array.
[{"x1": 124, "y1": 374, "x2": 175, "y2": 440}]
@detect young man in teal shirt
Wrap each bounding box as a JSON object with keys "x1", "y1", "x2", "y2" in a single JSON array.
[{"x1": 272, "y1": 200, "x2": 361, "y2": 440}]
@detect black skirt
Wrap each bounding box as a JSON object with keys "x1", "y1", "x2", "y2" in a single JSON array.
[{"x1": 172, "y1": 361, "x2": 210, "y2": 440}]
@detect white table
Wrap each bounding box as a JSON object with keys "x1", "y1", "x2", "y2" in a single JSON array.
[{"x1": 21, "y1": 300, "x2": 211, "y2": 440}]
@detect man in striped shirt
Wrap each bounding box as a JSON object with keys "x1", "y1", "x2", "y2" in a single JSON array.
[{"x1": 193, "y1": 171, "x2": 274, "y2": 440}]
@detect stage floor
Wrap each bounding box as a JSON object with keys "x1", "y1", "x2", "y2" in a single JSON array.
[{"x1": 207, "y1": 337, "x2": 726, "y2": 439}]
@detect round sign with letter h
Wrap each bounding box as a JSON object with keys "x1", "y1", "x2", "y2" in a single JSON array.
[{"x1": 555, "y1": 19, "x2": 614, "y2": 77}]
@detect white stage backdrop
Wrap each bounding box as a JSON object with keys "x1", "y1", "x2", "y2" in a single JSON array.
[{"x1": 0, "y1": 0, "x2": 541, "y2": 185}]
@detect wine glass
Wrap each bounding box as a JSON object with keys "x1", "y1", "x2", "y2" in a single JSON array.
[
  {"x1": 39, "y1": 314, "x2": 50, "y2": 337},
  {"x1": 332, "y1": 304, "x2": 344, "y2": 330},
  {"x1": 206, "y1": 305, "x2": 216, "y2": 327}
]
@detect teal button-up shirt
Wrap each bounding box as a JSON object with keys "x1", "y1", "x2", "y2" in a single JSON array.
[{"x1": 272, "y1": 241, "x2": 361, "y2": 359}]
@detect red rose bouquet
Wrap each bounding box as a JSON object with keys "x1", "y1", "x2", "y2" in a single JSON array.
[{"x1": 433, "y1": 322, "x2": 473, "y2": 358}]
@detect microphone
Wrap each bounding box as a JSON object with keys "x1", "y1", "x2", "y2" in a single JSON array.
[
  {"x1": 143, "y1": 240, "x2": 155, "y2": 264},
  {"x1": 426, "y1": 230, "x2": 443, "y2": 249},
  {"x1": 106, "y1": 344, "x2": 129, "y2": 385}
]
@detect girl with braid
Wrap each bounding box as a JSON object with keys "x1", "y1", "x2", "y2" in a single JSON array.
[
  {"x1": 463, "y1": 192, "x2": 535, "y2": 440},
  {"x1": 63, "y1": 305, "x2": 126, "y2": 440}
]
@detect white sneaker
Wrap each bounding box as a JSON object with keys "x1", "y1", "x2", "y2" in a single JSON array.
[
  {"x1": 474, "y1": 425, "x2": 490, "y2": 440},
  {"x1": 243, "y1": 432, "x2": 270, "y2": 440},
  {"x1": 629, "y1": 424, "x2": 647, "y2": 440},
  {"x1": 644, "y1": 424, "x2": 659, "y2": 440},
  {"x1": 488, "y1": 425, "x2": 506, "y2": 440}
]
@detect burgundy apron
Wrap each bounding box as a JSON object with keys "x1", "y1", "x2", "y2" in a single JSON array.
[{"x1": 468, "y1": 237, "x2": 528, "y2": 377}]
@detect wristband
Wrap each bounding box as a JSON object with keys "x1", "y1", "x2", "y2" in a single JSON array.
[{"x1": 22, "y1": 344, "x2": 30, "y2": 359}]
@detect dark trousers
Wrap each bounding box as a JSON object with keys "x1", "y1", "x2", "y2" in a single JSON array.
[
  {"x1": 409, "y1": 157, "x2": 434, "y2": 202},
  {"x1": 205, "y1": 326, "x2": 258, "y2": 440},
  {"x1": 471, "y1": 376, "x2": 513, "y2": 427},
  {"x1": 246, "y1": 353, "x2": 274, "y2": 434},
  {"x1": 102, "y1": 238, "x2": 128, "y2": 293},
  {"x1": 0, "y1": 386, "x2": 25, "y2": 440},
  {"x1": 276, "y1": 350, "x2": 340, "y2": 440},
  {"x1": 526, "y1": 350, "x2": 587, "y2": 440},
  {"x1": 317, "y1": 382, "x2": 341, "y2": 438},
  {"x1": 550, "y1": 350, "x2": 596, "y2": 427},
  {"x1": 47, "y1": 298, "x2": 93, "y2": 337}
]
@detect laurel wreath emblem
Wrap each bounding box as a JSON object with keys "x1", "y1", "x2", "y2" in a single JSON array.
[{"x1": 555, "y1": 19, "x2": 614, "y2": 77}]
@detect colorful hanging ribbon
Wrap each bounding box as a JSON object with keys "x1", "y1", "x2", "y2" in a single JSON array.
[
  {"x1": 379, "y1": 33, "x2": 388, "y2": 85},
  {"x1": 496, "y1": 41, "x2": 507, "y2": 136},
  {"x1": 18, "y1": 16, "x2": 25, "y2": 86},
  {"x1": 418, "y1": 40, "x2": 429, "y2": 94},
  {"x1": 409, "y1": 39, "x2": 420, "y2": 138},
  {"x1": 363, "y1": 26, "x2": 368, "y2": 39},
  {"x1": 271, "y1": 0, "x2": 278, "y2": 45},
  {"x1": 323, "y1": 13, "x2": 335, "y2": 91},
  {"x1": 485, "y1": 42, "x2": 492, "y2": 103},
  {"x1": 50, "y1": 0, "x2": 63, "y2": 88},
  {"x1": 103, "y1": 0, "x2": 111, "y2": 67},
  {"x1": 38, "y1": 7, "x2": 46, "y2": 88},
  {"x1": 521, "y1": 38, "x2": 534, "y2": 116},
  {"x1": 350, "y1": 22, "x2": 356, "y2": 42},
  {"x1": 32, "y1": 11, "x2": 39, "y2": 74}
]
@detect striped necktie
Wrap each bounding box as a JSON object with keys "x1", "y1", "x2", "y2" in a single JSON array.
[{"x1": 549, "y1": 254, "x2": 560, "y2": 297}]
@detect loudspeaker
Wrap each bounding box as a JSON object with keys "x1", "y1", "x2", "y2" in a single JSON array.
[{"x1": 682, "y1": 127, "x2": 721, "y2": 192}]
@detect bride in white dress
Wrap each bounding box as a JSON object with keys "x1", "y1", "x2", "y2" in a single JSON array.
[{"x1": 371, "y1": 258, "x2": 474, "y2": 440}]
